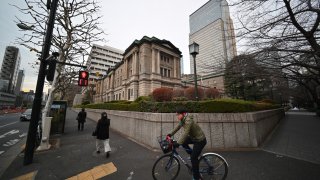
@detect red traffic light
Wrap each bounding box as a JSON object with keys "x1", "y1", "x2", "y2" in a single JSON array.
[
  {"x1": 80, "y1": 71, "x2": 88, "y2": 79},
  {"x1": 78, "y1": 71, "x2": 89, "y2": 86}
]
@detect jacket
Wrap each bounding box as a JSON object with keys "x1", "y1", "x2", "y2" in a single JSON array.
[
  {"x1": 170, "y1": 114, "x2": 206, "y2": 144},
  {"x1": 77, "y1": 111, "x2": 87, "y2": 123},
  {"x1": 95, "y1": 117, "x2": 110, "y2": 140}
]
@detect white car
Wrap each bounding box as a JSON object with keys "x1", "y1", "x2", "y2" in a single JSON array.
[{"x1": 20, "y1": 109, "x2": 32, "y2": 121}]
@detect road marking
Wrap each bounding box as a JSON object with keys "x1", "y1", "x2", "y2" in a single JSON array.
[
  {"x1": 66, "y1": 162, "x2": 117, "y2": 180},
  {"x1": 19, "y1": 133, "x2": 27, "y2": 138},
  {"x1": 0, "y1": 129, "x2": 20, "y2": 139},
  {"x1": 12, "y1": 170, "x2": 38, "y2": 180},
  {"x1": 3, "y1": 139, "x2": 20, "y2": 147},
  {"x1": 0, "y1": 121, "x2": 19, "y2": 129}
]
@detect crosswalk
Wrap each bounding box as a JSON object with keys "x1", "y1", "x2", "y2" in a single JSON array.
[
  {"x1": 0, "y1": 130, "x2": 27, "y2": 157},
  {"x1": 3, "y1": 139, "x2": 20, "y2": 147}
]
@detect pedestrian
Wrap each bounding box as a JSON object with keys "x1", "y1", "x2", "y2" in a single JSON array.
[
  {"x1": 77, "y1": 108, "x2": 87, "y2": 131},
  {"x1": 167, "y1": 107, "x2": 207, "y2": 180},
  {"x1": 94, "y1": 112, "x2": 111, "y2": 158}
]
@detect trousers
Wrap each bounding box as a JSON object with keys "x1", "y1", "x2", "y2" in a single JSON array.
[
  {"x1": 182, "y1": 137, "x2": 207, "y2": 180},
  {"x1": 96, "y1": 139, "x2": 111, "y2": 152}
]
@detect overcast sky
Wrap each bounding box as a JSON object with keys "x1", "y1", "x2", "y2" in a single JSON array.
[{"x1": 0, "y1": 0, "x2": 217, "y2": 92}]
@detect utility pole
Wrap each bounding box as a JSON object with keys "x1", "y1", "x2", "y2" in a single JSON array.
[{"x1": 23, "y1": 0, "x2": 59, "y2": 165}]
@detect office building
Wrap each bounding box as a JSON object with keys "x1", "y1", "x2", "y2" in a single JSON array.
[
  {"x1": 189, "y1": 0, "x2": 237, "y2": 75},
  {"x1": 14, "y1": 70, "x2": 24, "y2": 95},
  {"x1": 86, "y1": 44, "x2": 124, "y2": 85},
  {"x1": 0, "y1": 46, "x2": 21, "y2": 93}
]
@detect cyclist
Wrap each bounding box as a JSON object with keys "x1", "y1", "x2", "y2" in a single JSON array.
[{"x1": 167, "y1": 107, "x2": 207, "y2": 180}]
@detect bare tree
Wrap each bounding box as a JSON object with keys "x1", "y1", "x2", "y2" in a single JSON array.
[
  {"x1": 229, "y1": 0, "x2": 320, "y2": 108},
  {"x1": 13, "y1": 1, "x2": 107, "y2": 145},
  {"x1": 13, "y1": 0, "x2": 106, "y2": 115}
]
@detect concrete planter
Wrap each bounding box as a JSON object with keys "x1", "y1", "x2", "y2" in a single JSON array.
[{"x1": 74, "y1": 108, "x2": 284, "y2": 150}]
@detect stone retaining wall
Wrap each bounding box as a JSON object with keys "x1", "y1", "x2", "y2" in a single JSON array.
[{"x1": 74, "y1": 108, "x2": 284, "y2": 150}]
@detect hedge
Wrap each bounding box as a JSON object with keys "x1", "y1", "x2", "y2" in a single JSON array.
[{"x1": 74, "y1": 99, "x2": 280, "y2": 113}]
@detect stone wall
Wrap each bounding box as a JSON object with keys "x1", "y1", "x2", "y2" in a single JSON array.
[{"x1": 74, "y1": 108, "x2": 284, "y2": 150}]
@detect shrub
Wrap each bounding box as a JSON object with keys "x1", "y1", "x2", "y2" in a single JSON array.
[
  {"x1": 205, "y1": 87, "x2": 220, "y2": 99},
  {"x1": 134, "y1": 96, "x2": 152, "y2": 103},
  {"x1": 258, "y1": 99, "x2": 276, "y2": 104},
  {"x1": 172, "y1": 97, "x2": 188, "y2": 101},
  {"x1": 184, "y1": 87, "x2": 204, "y2": 100},
  {"x1": 152, "y1": 87, "x2": 173, "y2": 102},
  {"x1": 172, "y1": 88, "x2": 185, "y2": 98},
  {"x1": 77, "y1": 98, "x2": 280, "y2": 113},
  {"x1": 82, "y1": 101, "x2": 90, "y2": 105}
]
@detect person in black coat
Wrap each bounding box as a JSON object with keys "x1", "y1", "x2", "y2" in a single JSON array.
[
  {"x1": 77, "y1": 108, "x2": 87, "y2": 131},
  {"x1": 95, "y1": 112, "x2": 111, "y2": 158}
]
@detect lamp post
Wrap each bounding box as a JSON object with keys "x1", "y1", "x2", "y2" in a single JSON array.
[
  {"x1": 189, "y1": 42, "x2": 199, "y2": 101},
  {"x1": 20, "y1": 0, "x2": 59, "y2": 165}
]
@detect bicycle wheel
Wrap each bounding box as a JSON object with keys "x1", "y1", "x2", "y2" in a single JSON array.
[
  {"x1": 199, "y1": 153, "x2": 228, "y2": 180},
  {"x1": 35, "y1": 123, "x2": 42, "y2": 147},
  {"x1": 152, "y1": 154, "x2": 180, "y2": 180}
]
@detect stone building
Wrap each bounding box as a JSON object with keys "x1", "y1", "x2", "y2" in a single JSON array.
[{"x1": 94, "y1": 36, "x2": 182, "y2": 102}]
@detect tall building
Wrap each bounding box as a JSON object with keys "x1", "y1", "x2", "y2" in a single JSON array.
[
  {"x1": 0, "y1": 46, "x2": 21, "y2": 93},
  {"x1": 86, "y1": 44, "x2": 124, "y2": 85},
  {"x1": 189, "y1": 0, "x2": 237, "y2": 75},
  {"x1": 14, "y1": 70, "x2": 24, "y2": 95},
  {"x1": 94, "y1": 36, "x2": 182, "y2": 102}
]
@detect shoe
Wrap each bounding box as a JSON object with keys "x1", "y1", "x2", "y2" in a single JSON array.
[
  {"x1": 96, "y1": 150, "x2": 100, "y2": 154},
  {"x1": 106, "y1": 152, "x2": 110, "y2": 158}
]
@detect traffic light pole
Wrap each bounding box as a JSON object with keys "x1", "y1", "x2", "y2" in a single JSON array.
[{"x1": 23, "y1": 0, "x2": 58, "y2": 165}]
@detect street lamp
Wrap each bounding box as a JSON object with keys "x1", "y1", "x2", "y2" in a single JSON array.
[{"x1": 189, "y1": 42, "x2": 199, "y2": 101}]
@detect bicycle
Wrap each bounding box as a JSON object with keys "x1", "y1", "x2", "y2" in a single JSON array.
[{"x1": 152, "y1": 136, "x2": 228, "y2": 180}]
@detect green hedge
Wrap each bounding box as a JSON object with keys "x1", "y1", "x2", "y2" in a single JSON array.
[{"x1": 75, "y1": 99, "x2": 280, "y2": 113}]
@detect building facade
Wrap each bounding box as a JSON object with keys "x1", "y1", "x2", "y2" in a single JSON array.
[
  {"x1": 0, "y1": 46, "x2": 21, "y2": 93},
  {"x1": 189, "y1": 0, "x2": 237, "y2": 75},
  {"x1": 14, "y1": 70, "x2": 24, "y2": 95},
  {"x1": 94, "y1": 36, "x2": 182, "y2": 102},
  {"x1": 86, "y1": 44, "x2": 124, "y2": 85}
]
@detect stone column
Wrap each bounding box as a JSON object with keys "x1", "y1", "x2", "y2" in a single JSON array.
[
  {"x1": 132, "y1": 52, "x2": 137, "y2": 75},
  {"x1": 152, "y1": 49, "x2": 156, "y2": 73},
  {"x1": 157, "y1": 50, "x2": 161, "y2": 74},
  {"x1": 124, "y1": 57, "x2": 128, "y2": 79},
  {"x1": 173, "y1": 57, "x2": 176, "y2": 78}
]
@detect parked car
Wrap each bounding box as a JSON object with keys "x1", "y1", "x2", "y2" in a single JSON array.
[{"x1": 20, "y1": 109, "x2": 32, "y2": 121}]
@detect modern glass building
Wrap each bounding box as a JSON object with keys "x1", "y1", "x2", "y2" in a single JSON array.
[
  {"x1": 0, "y1": 46, "x2": 21, "y2": 94},
  {"x1": 189, "y1": 0, "x2": 237, "y2": 75}
]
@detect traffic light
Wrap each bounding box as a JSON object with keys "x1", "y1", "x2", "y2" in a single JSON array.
[
  {"x1": 46, "y1": 59, "x2": 56, "y2": 81},
  {"x1": 78, "y1": 71, "x2": 89, "y2": 86}
]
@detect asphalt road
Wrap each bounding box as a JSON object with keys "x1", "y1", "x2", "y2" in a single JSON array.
[
  {"x1": 0, "y1": 113, "x2": 28, "y2": 155},
  {"x1": 0, "y1": 113, "x2": 28, "y2": 178}
]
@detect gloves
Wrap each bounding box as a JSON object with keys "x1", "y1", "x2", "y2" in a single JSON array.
[{"x1": 173, "y1": 141, "x2": 180, "y2": 148}]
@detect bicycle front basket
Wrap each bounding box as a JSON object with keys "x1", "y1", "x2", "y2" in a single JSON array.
[{"x1": 158, "y1": 138, "x2": 172, "y2": 154}]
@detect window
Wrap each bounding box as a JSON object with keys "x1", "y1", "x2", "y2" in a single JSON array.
[{"x1": 160, "y1": 67, "x2": 171, "y2": 78}]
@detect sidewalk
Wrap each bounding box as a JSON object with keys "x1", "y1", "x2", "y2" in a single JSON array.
[{"x1": 1, "y1": 109, "x2": 320, "y2": 179}]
